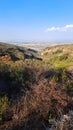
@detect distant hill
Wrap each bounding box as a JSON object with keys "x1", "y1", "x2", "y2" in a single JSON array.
[{"x1": 0, "y1": 42, "x2": 42, "y2": 62}]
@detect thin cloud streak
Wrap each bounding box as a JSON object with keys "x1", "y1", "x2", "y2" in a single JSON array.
[{"x1": 45, "y1": 24, "x2": 73, "y2": 32}]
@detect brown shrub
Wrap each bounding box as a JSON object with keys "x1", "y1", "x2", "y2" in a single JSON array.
[{"x1": 11, "y1": 80, "x2": 68, "y2": 130}]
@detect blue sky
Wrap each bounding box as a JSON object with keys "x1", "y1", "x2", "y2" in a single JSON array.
[{"x1": 0, "y1": 0, "x2": 73, "y2": 42}]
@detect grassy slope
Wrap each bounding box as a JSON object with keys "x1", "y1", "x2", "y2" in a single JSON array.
[{"x1": 41, "y1": 44, "x2": 73, "y2": 69}]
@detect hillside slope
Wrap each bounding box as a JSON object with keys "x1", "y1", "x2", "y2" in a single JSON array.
[
  {"x1": 41, "y1": 44, "x2": 73, "y2": 69},
  {"x1": 0, "y1": 43, "x2": 73, "y2": 130},
  {"x1": 0, "y1": 42, "x2": 41, "y2": 62}
]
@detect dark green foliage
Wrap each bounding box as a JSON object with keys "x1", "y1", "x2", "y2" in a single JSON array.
[
  {"x1": 0, "y1": 96, "x2": 9, "y2": 122},
  {"x1": 59, "y1": 54, "x2": 68, "y2": 61}
]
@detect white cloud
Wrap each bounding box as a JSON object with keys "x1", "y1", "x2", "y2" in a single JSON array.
[
  {"x1": 45, "y1": 24, "x2": 73, "y2": 32},
  {"x1": 65, "y1": 24, "x2": 73, "y2": 28}
]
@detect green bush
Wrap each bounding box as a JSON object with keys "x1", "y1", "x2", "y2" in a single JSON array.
[
  {"x1": 0, "y1": 96, "x2": 9, "y2": 122},
  {"x1": 59, "y1": 54, "x2": 68, "y2": 61},
  {"x1": 53, "y1": 49, "x2": 62, "y2": 54}
]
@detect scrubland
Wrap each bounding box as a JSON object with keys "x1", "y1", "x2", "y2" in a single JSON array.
[{"x1": 0, "y1": 43, "x2": 73, "y2": 130}]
